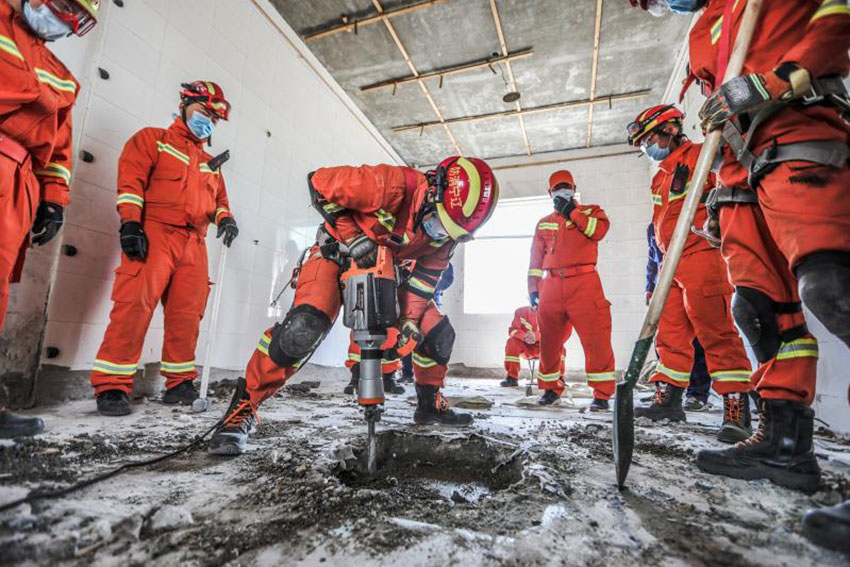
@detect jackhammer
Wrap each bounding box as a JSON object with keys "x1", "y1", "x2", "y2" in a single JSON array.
[{"x1": 340, "y1": 245, "x2": 400, "y2": 475}]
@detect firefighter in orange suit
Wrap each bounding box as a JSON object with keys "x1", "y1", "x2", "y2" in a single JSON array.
[
  {"x1": 628, "y1": 104, "x2": 753, "y2": 444},
  {"x1": 500, "y1": 305, "x2": 567, "y2": 388},
  {"x1": 208, "y1": 157, "x2": 498, "y2": 456},
  {"x1": 628, "y1": 0, "x2": 850, "y2": 537},
  {"x1": 90, "y1": 81, "x2": 238, "y2": 417},
  {"x1": 528, "y1": 170, "x2": 615, "y2": 410},
  {"x1": 0, "y1": 0, "x2": 99, "y2": 438},
  {"x1": 343, "y1": 327, "x2": 405, "y2": 395}
]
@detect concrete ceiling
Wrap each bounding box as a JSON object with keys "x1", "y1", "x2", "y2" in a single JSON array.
[{"x1": 269, "y1": 0, "x2": 690, "y2": 166}]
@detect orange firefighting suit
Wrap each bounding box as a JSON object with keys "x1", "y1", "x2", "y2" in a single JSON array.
[
  {"x1": 504, "y1": 306, "x2": 567, "y2": 379},
  {"x1": 689, "y1": 0, "x2": 850, "y2": 405},
  {"x1": 345, "y1": 328, "x2": 402, "y2": 375},
  {"x1": 0, "y1": 3, "x2": 78, "y2": 329},
  {"x1": 650, "y1": 141, "x2": 752, "y2": 394},
  {"x1": 528, "y1": 204, "x2": 616, "y2": 399},
  {"x1": 245, "y1": 165, "x2": 455, "y2": 408},
  {"x1": 89, "y1": 119, "x2": 234, "y2": 395}
]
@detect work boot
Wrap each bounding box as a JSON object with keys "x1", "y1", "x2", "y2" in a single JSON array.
[
  {"x1": 413, "y1": 385, "x2": 473, "y2": 426},
  {"x1": 383, "y1": 372, "x2": 405, "y2": 395},
  {"x1": 801, "y1": 500, "x2": 850, "y2": 555},
  {"x1": 96, "y1": 389, "x2": 131, "y2": 416},
  {"x1": 684, "y1": 395, "x2": 710, "y2": 412},
  {"x1": 696, "y1": 399, "x2": 821, "y2": 493},
  {"x1": 589, "y1": 398, "x2": 609, "y2": 412},
  {"x1": 500, "y1": 376, "x2": 519, "y2": 387},
  {"x1": 343, "y1": 365, "x2": 359, "y2": 395},
  {"x1": 0, "y1": 410, "x2": 44, "y2": 439},
  {"x1": 399, "y1": 372, "x2": 414, "y2": 384},
  {"x1": 634, "y1": 382, "x2": 686, "y2": 422},
  {"x1": 208, "y1": 378, "x2": 258, "y2": 456},
  {"x1": 717, "y1": 392, "x2": 752, "y2": 444},
  {"x1": 162, "y1": 380, "x2": 199, "y2": 405},
  {"x1": 538, "y1": 389, "x2": 561, "y2": 406}
]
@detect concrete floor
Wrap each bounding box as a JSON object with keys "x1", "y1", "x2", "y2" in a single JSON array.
[{"x1": 1, "y1": 372, "x2": 848, "y2": 567}]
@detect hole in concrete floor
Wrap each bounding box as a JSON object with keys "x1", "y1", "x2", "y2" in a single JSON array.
[{"x1": 338, "y1": 431, "x2": 523, "y2": 504}]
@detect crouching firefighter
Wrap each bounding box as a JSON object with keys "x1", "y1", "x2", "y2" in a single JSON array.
[
  {"x1": 208, "y1": 157, "x2": 499, "y2": 455},
  {"x1": 628, "y1": 0, "x2": 850, "y2": 506}
]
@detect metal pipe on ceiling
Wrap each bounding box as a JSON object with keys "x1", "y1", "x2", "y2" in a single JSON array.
[{"x1": 304, "y1": 0, "x2": 446, "y2": 42}]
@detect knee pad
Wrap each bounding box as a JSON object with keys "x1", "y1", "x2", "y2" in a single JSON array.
[
  {"x1": 268, "y1": 304, "x2": 332, "y2": 367},
  {"x1": 797, "y1": 252, "x2": 850, "y2": 346},
  {"x1": 416, "y1": 316, "x2": 455, "y2": 366},
  {"x1": 731, "y1": 287, "x2": 785, "y2": 364}
]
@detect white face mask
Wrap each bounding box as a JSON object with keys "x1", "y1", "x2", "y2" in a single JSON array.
[
  {"x1": 550, "y1": 188, "x2": 575, "y2": 201},
  {"x1": 421, "y1": 213, "x2": 449, "y2": 241}
]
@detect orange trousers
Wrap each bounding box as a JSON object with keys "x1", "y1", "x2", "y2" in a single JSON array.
[
  {"x1": 345, "y1": 328, "x2": 401, "y2": 374},
  {"x1": 504, "y1": 337, "x2": 566, "y2": 379},
  {"x1": 245, "y1": 247, "x2": 448, "y2": 408},
  {"x1": 652, "y1": 248, "x2": 752, "y2": 394},
  {"x1": 0, "y1": 149, "x2": 39, "y2": 331},
  {"x1": 537, "y1": 270, "x2": 616, "y2": 399},
  {"x1": 718, "y1": 161, "x2": 850, "y2": 405},
  {"x1": 90, "y1": 222, "x2": 210, "y2": 395}
]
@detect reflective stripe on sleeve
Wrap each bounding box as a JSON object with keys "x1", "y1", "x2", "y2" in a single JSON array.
[
  {"x1": 117, "y1": 193, "x2": 144, "y2": 208},
  {"x1": 34, "y1": 162, "x2": 72, "y2": 185},
  {"x1": 583, "y1": 217, "x2": 598, "y2": 237},
  {"x1": 528, "y1": 268, "x2": 544, "y2": 277}
]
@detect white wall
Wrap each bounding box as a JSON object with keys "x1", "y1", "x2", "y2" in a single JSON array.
[
  {"x1": 30, "y1": 0, "x2": 402, "y2": 378},
  {"x1": 444, "y1": 145, "x2": 652, "y2": 372}
]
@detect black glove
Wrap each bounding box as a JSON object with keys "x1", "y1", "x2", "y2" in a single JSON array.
[
  {"x1": 217, "y1": 216, "x2": 239, "y2": 247},
  {"x1": 31, "y1": 202, "x2": 64, "y2": 246},
  {"x1": 529, "y1": 292, "x2": 539, "y2": 308},
  {"x1": 553, "y1": 195, "x2": 576, "y2": 217},
  {"x1": 120, "y1": 221, "x2": 148, "y2": 260},
  {"x1": 347, "y1": 234, "x2": 378, "y2": 269}
]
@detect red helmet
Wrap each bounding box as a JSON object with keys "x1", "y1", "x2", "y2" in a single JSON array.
[
  {"x1": 430, "y1": 157, "x2": 499, "y2": 242},
  {"x1": 44, "y1": 0, "x2": 100, "y2": 36},
  {"x1": 548, "y1": 170, "x2": 575, "y2": 195},
  {"x1": 627, "y1": 104, "x2": 684, "y2": 146},
  {"x1": 180, "y1": 81, "x2": 231, "y2": 120}
]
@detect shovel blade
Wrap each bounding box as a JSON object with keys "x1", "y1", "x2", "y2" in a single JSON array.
[
  {"x1": 191, "y1": 397, "x2": 210, "y2": 413},
  {"x1": 612, "y1": 336, "x2": 654, "y2": 490}
]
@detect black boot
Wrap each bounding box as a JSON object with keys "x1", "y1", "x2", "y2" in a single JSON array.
[
  {"x1": 500, "y1": 376, "x2": 519, "y2": 387},
  {"x1": 717, "y1": 392, "x2": 752, "y2": 444},
  {"x1": 801, "y1": 500, "x2": 850, "y2": 555},
  {"x1": 399, "y1": 372, "x2": 414, "y2": 384},
  {"x1": 96, "y1": 389, "x2": 131, "y2": 416},
  {"x1": 162, "y1": 380, "x2": 199, "y2": 405},
  {"x1": 634, "y1": 382, "x2": 686, "y2": 422},
  {"x1": 696, "y1": 399, "x2": 821, "y2": 493},
  {"x1": 208, "y1": 378, "x2": 258, "y2": 456},
  {"x1": 343, "y1": 365, "x2": 359, "y2": 395},
  {"x1": 538, "y1": 389, "x2": 560, "y2": 406},
  {"x1": 383, "y1": 372, "x2": 405, "y2": 395},
  {"x1": 0, "y1": 410, "x2": 44, "y2": 439},
  {"x1": 589, "y1": 398, "x2": 609, "y2": 412},
  {"x1": 413, "y1": 385, "x2": 473, "y2": 426}
]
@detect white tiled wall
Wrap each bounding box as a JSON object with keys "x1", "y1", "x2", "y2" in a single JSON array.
[
  {"x1": 36, "y1": 0, "x2": 402, "y2": 375},
  {"x1": 443, "y1": 145, "x2": 653, "y2": 372}
]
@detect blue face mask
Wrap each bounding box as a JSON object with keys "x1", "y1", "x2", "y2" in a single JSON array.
[
  {"x1": 23, "y1": 1, "x2": 72, "y2": 41},
  {"x1": 186, "y1": 111, "x2": 215, "y2": 140},
  {"x1": 643, "y1": 142, "x2": 672, "y2": 162},
  {"x1": 422, "y1": 213, "x2": 449, "y2": 241},
  {"x1": 647, "y1": 0, "x2": 706, "y2": 15}
]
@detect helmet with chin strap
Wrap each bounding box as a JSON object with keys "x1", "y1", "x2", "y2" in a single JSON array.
[
  {"x1": 41, "y1": 0, "x2": 100, "y2": 36},
  {"x1": 627, "y1": 104, "x2": 684, "y2": 147},
  {"x1": 421, "y1": 157, "x2": 499, "y2": 242},
  {"x1": 179, "y1": 81, "x2": 231, "y2": 120}
]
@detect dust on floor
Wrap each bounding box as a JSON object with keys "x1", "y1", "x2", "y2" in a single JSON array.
[{"x1": 1, "y1": 375, "x2": 848, "y2": 567}]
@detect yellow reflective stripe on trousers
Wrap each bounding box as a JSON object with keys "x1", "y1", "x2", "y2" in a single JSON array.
[
  {"x1": 117, "y1": 193, "x2": 144, "y2": 207},
  {"x1": 586, "y1": 371, "x2": 615, "y2": 382},
  {"x1": 412, "y1": 352, "x2": 438, "y2": 368},
  {"x1": 776, "y1": 338, "x2": 819, "y2": 360},
  {"x1": 35, "y1": 68, "x2": 77, "y2": 93},
  {"x1": 583, "y1": 217, "x2": 598, "y2": 237},
  {"x1": 710, "y1": 369, "x2": 751, "y2": 382},
  {"x1": 0, "y1": 34, "x2": 23, "y2": 60},
  {"x1": 656, "y1": 363, "x2": 690, "y2": 383},
  {"x1": 257, "y1": 333, "x2": 272, "y2": 356},
  {"x1": 92, "y1": 359, "x2": 138, "y2": 375},
  {"x1": 538, "y1": 371, "x2": 561, "y2": 382},
  {"x1": 156, "y1": 141, "x2": 190, "y2": 165},
  {"x1": 161, "y1": 360, "x2": 196, "y2": 373},
  {"x1": 34, "y1": 162, "x2": 72, "y2": 185},
  {"x1": 528, "y1": 268, "x2": 544, "y2": 277}
]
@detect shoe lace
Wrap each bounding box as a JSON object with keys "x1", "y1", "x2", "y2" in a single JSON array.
[
  {"x1": 735, "y1": 414, "x2": 765, "y2": 449},
  {"x1": 724, "y1": 395, "x2": 742, "y2": 424},
  {"x1": 435, "y1": 392, "x2": 449, "y2": 413},
  {"x1": 222, "y1": 399, "x2": 261, "y2": 429},
  {"x1": 653, "y1": 384, "x2": 665, "y2": 406}
]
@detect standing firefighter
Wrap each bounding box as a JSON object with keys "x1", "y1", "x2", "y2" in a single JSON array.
[
  {"x1": 628, "y1": 104, "x2": 753, "y2": 443},
  {"x1": 500, "y1": 305, "x2": 567, "y2": 388},
  {"x1": 0, "y1": 0, "x2": 98, "y2": 437},
  {"x1": 208, "y1": 157, "x2": 498, "y2": 456},
  {"x1": 629, "y1": 0, "x2": 850, "y2": 553},
  {"x1": 528, "y1": 170, "x2": 616, "y2": 410},
  {"x1": 90, "y1": 81, "x2": 238, "y2": 416}
]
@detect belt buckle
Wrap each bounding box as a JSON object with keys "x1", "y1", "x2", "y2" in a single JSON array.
[{"x1": 801, "y1": 84, "x2": 823, "y2": 105}]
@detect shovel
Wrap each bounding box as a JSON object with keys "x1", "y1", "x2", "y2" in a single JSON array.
[{"x1": 613, "y1": 0, "x2": 765, "y2": 490}]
